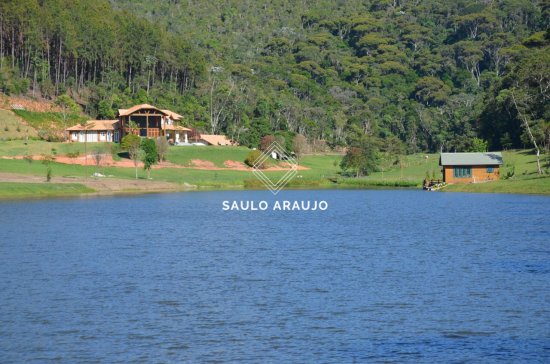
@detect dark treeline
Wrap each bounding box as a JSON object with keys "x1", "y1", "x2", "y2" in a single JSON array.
[
  {"x1": 0, "y1": 0, "x2": 204, "y2": 111},
  {"x1": 0, "y1": 0, "x2": 548, "y2": 153}
]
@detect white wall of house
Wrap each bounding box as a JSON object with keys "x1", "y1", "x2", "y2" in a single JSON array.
[
  {"x1": 73, "y1": 131, "x2": 102, "y2": 142},
  {"x1": 69, "y1": 129, "x2": 120, "y2": 143}
]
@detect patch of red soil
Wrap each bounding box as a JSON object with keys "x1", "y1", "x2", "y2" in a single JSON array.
[
  {"x1": 7, "y1": 96, "x2": 62, "y2": 112},
  {"x1": 190, "y1": 159, "x2": 217, "y2": 169},
  {"x1": 224, "y1": 160, "x2": 248, "y2": 169},
  {"x1": 263, "y1": 161, "x2": 309, "y2": 171}
]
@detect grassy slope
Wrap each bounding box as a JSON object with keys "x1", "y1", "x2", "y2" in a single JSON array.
[
  {"x1": 0, "y1": 109, "x2": 39, "y2": 140},
  {"x1": 12, "y1": 110, "x2": 87, "y2": 132},
  {"x1": 0, "y1": 182, "x2": 94, "y2": 199}
]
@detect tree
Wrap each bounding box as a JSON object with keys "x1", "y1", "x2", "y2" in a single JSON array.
[
  {"x1": 260, "y1": 135, "x2": 276, "y2": 151},
  {"x1": 454, "y1": 41, "x2": 484, "y2": 87},
  {"x1": 41, "y1": 154, "x2": 55, "y2": 182},
  {"x1": 155, "y1": 136, "x2": 169, "y2": 162},
  {"x1": 454, "y1": 11, "x2": 496, "y2": 40},
  {"x1": 79, "y1": 120, "x2": 95, "y2": 173},
  {"x1": 55, "y1": 94, "x2": 79, "y2": 140},
  {"x1": 292, "y1": 134, "x2": 307, "y2": 161},
  {"x1": 414, "y1": 77, "x2": 451, "y2": 106},
  {"x1": 244, "y1": 150, "x2": 265, "y2": 168},
  {"x1": 340, "y1": 136, "x2": 379, "y2": 177},
  {"x1": 141, "y1": 138, "x2": 157, "y2": 179},
  {"x1": 91, "y1": 147, "x2": 105, "y2": 175},
  {"x1": 208, "y1": 68, "x2": 234, "y2": 134},
  {"x1": 468, "y1": 138, "x2": 488, "y2": 152},
  {"x1": 511, "y1": 90, "x2": 543, "y2": 174},
  {"x1": 97, "y1": 99, "x2": 115, "y2": 119},
  {"x1": 121, "y1": 134, "x2": 142, "y2": 179}
]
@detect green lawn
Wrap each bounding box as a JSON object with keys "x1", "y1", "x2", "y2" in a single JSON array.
[
  {"x1": 444, "y1": 176, "x2": 550, "y2": 195},
  {"x1": 299, "y1": 154, "x2": 341, "y2": 177},
  {"x1": 0, "y1": 139, "x2": 113, "y2": 156},
  {"x1": 166, "y1": 146, "x2": 251, "y2": 167},
  {"x1": 331, "y1": 153, "x2": 439, "y2": 188},
  {"x1": 0, "y1": 182, "x2": 94, "y2": 199}
]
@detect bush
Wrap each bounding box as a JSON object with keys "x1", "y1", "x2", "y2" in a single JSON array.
[
  {"x1": 37, "y1": 129, "x2": 63, "y2": 142},
  {"x1": 66, "y1": 151, "x2": 80, "y2": 159},
  {"x1": 244, "y1": 150, "x2": 265, "y2": 168},
  {"x1": 23, "y1": 154, "x2": 33, "y2": 164},
  {"x1": 110, "y1": 142, "x2": 120, "y2": 155}
]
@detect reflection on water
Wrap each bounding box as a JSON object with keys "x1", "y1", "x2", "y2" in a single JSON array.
[{"x1": 0, "y1": 190, "x2": 549, "y2": 362}]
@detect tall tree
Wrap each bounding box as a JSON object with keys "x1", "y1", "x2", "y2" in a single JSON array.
[
  {"x1": 121, "y1": 133, "x2": 142, "y2": 179},
  {"x1": 141, "y1": 138, "x2": 157, "y2": 179}
]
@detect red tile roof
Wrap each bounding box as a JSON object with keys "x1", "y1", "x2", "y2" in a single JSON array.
[
  {"x1": 117, "y1": 104, "x2": 168, "y2": 117},
  {"x1": 66, "y1": 120, "x2": 118, "y2": 131},
  {"x1": 200, "y1": 134, "x2": 235, "y2": 146}
]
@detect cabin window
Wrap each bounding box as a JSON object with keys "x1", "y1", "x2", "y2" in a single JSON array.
[
  {"x1": 453, "y1": 167, "x2": 471, "y2": 178},
  {"x1": 487, "y1": 167, "x2": 494, "y2": 173},
  {"x1": 100, "y1": 132, "x2": 106, "y2": 136}
]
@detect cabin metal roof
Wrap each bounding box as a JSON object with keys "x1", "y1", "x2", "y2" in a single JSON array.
[{"x1": 439, "y1": 152, "x2": 503, "y2": 166}]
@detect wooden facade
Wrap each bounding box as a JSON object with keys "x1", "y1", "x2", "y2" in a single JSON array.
[
  {"x1": 118, "y1": 105, "x2": 167, "y2": 139},
  {"x1": 440, "y1": 152, "x2": 503, "y2": 184},
  {"x1": 117, "y1": 104, "x2": 190, "y2": 144},
  {"x1": 442, "y1": 165, "x2": 500, "y2": 184}
]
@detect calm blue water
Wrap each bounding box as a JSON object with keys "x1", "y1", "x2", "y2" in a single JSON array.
[{"x1": 0, "y1": 190, "x2": 549, "y2": 363}]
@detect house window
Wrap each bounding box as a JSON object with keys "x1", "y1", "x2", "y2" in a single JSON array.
[
  {"x1": 100, "y1": 132, "x2": 106, "y2": 137},
  {"x1": 487, "y1": 166, "x2": 494, "y2": 173},
  {"x1": 453, "y1": 167, "x2": 472, "y2": 178}
]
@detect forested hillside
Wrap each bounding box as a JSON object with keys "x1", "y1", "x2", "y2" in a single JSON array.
[{"x1": 0, "y1": 0, "x2": 548, "y2": 153}]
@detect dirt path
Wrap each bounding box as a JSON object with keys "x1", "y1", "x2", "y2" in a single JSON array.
[
  {"x1": 5, "y1": 154, "x2": 309, "y2": 171},
  {"x1": 0, "y1": 172, "x2": 195, "y2": 194}
]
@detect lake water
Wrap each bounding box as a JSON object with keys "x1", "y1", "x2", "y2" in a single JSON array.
[{"x1": 0, "y1": 190, "x2": 549, "y2": 363}]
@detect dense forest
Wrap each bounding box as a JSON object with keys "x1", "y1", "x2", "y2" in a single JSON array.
[{"x1": 0, "y1": 0, "x2": 548, "y2": 154}]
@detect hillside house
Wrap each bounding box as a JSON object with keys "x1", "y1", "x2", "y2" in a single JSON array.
[
  {"x1": 440, "y1": 152, "x2": 504, "y2": 183},
  {"x1": 117, "y1": 104, "x2": 191, "y2": 144},
  {"x1": 66, "y1": 104, "x2": 191, "y2": 144}
]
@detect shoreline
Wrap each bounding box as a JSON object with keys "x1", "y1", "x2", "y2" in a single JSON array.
[{"x1": 1, "y1": 176, "x2": 549, "y2": 201}]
